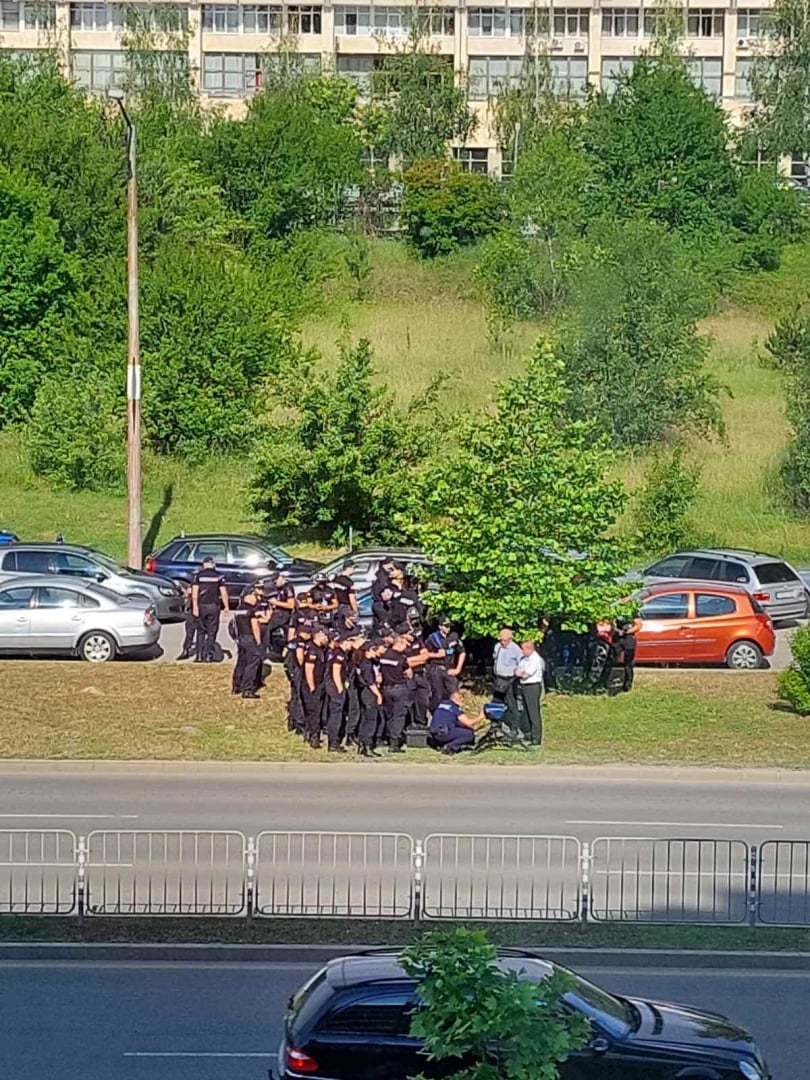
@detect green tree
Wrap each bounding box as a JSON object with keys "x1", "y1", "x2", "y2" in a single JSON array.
[
  {"x1": 415, "y1": 342, "x2": 628, "y2": 636},
  {"x1": 251, "y1": 338, "x2": 446, "y2": 543},
  {"x1": 779, "y1": 624, "x2": 810, "y2": 715},
  {"x1": 475, "y1": 229, "x2": 560, "y2": 332},
  {"x1": 767, "y1": 307, "x2": 810, "y2": 509},
  {"x1": 582, "y1": 53, "x2": 739, "y2": 235},
  {"x1": 561, "y1": 219, "x2": 723, "y2": 446},
  {"x1": 750, "y1": 0, "x2": 810, "y2": 163},
  {"x1": 632, "y1": 446, "x2": 703, "y2": 557},
  {"x1": 401, "y1": 928, "x2": 590, "y2": 1080},
  {"x1": 401, "y1": 158, "x2": 505, "y2": 258}
]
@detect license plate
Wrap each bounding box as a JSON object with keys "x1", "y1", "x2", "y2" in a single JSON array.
[{"x1": 776, "y1": 590, "x2": 798, "y2": 599}]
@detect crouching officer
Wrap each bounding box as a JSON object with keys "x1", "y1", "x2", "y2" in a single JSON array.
[
  {"x1": 378, "y1": 634, "x2": 412, "y2": 753},
  {"x1": 231, "y1": 589, "x2": 266, "y2": 699},
  {"x1": 428, "y1": 690, "x2": 481, "y2": 754}
]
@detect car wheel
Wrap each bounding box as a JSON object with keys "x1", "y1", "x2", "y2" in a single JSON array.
[
  {"x1": 79, "y1": 631, "x2": 116, "y2": 663},
  {"x1": 726, "y1": 640, "x2": 763, "y2": 670}
]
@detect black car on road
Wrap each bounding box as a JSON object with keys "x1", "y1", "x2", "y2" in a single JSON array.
[
  {"x1": 274, "y1": 951, "x2": 770, "y2": 1080},
  {"x1": 145, "y1": 534, "x2": 323, "y2": 606}
]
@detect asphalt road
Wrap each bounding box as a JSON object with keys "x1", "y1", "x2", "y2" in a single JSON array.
[
  {"x1": 2, "y1": 762, "x2": 809, "y2": 842},
  {"x1": 0, "y1": 958, "x2": 800, "y2": 1079}
]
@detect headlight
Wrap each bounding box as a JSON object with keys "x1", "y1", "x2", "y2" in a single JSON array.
[
  {"x1": 739, "y1": 1062, "x2": 763, "y2": 1080},
  {"x1": 158, "y1": 586, "x2": 175, "y2": 597}
]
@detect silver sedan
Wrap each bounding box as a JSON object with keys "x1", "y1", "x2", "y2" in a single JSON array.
[{"x1": 0, "y1": 574, "x2": 160, "y2": 662}]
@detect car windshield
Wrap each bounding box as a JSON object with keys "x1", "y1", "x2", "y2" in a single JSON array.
[
  {"x1": 265, "y1": 544, "x2": 293, "y2": 564},
  {"x1": 87, "y1": 550, "x2": 129, "y2": 574},
  {"x1": 563, "y1": 972, "x2": 634, "y2": 1040}
]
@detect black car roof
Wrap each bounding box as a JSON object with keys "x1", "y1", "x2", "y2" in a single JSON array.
[
  {"x1": 164, "y1": 533, "x2": 273, "y2": 544},
  {"x1": 6, "y1": 542, "x2": 97, "y2": 554},
  {"x1": 326, "y1": 548, "x2": 427, "y2": 560},
  {"x1": 325, "y1": 950, "x2": 553, "y2": 991}
]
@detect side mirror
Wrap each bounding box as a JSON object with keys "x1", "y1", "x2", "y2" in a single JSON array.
[
  {"x1": 589, "y1": 1036, "x2": 610, "y2": 1055},
  {"x1": 95, "y1": 571, "x2": 108, "y2": 583}
]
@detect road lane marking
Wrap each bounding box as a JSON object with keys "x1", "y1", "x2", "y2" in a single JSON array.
[
  {"x1": 0, "y1": 814, "x2": 139, "y2": 820},
  {"x1": 124, "y1": 1052, "x2": 277, "y2": 1058},
  {"x1": 566, "y1": 820, "x2": 783, "y2": 829}
]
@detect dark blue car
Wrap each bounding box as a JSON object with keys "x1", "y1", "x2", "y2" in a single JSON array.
[
  {"x1": 0, "y1": 531, "x2": 18, "y2": 546},
  {"x1": 145, "y1": 533, "x2": 323, "y2": 606}
]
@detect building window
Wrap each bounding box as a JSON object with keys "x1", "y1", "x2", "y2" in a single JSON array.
[
  {"x1": 370, "y1": 5, "x2": 407, "y2": 35},
  {"x1": 334, "y1": 5, "x2": 370, "y2": 34},
  {"x1": 203, "y1": 4, "x2": 282, "y2": 33},
  {"x1": 735, "y1": 57, "x2": 752, "y2": 100},
  {"x1": 602, "y1": 7, "x2": 639, "y2": 36},
  {"x1": 242, "y1": 5, "x2": 282, "y2": 32},
  {"x1": 0, "y1": 0, "x2": 21, "y2": 27},
  {"x1": 467, "y1": 7, "x2": 508, "y2": 36},
  {"x1": 202, "y1": 4, "x2": 239, "y2": 32},
  {"x1": 642, "y1": 8, "x2": 664, "y2": 35},
  {"x1": 600, "y1": 56, "x2": 635, "y2": 95},
  {"x1": 553, "y1": 8, "x2": 589, "y2": 36},
  {"x1": 336, "y1": 53, "x2": 377, "y2": 92},
  {"x1": 550, "y1": 55, "x2": 588, "y2": 97},
  {"x1": 468, "y1": 54, "x2": 523, "y2": 99},
  {"x1": 22, "y1": 2, "x2": 55, "y2": 28},
  {"x1": 686, "y1": 56, "x2": 722, "y2": 97},
  {"x1": 115, "y1": 4, "x2": 187, "y2": 31},
  {"x1": 686, "y1": 8, "x2": 723, "y2": 37},
  {"x1": 453, "y1": 147, "x2": 489, "y2": 174},
  {"x1": 202, "y1": 51, "x2": 263, "y2": 92},
  {"x1": 425, "y1": 7, "x2": 454, "y2": 34},
  {"x1": 70, "y1": 3, "x2": 115, "y2": 30},
  {"x1": 737, "y1": 9, "x2": 763, "y2": 38},
  {"x1": 288, "y1": 4, "x2": 321, "y2": 33},
  {"x1": 72, "y1": 49, "x2": 128, "y2": 91}
]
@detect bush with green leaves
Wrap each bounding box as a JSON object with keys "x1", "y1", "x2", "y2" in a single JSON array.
[
  {"x1": 401, "y1": 159, "x2": 505, "y2": 259},
  {"x1": 401, "y1": 928, "x2": 590, "y2": 1080},
  {"x1": 633, "y1": 447, "x2": 703, "y2": 558},
  {"x1": 475, "y1": 229, "x2": 563, "y2": 331},
  {"x1": 779, "y1": 625, "x2": 810, "y2": 716},
  {"x1": 767, "y1": 307, "x2": 810, "y2": 509},
  {"x1": 251, "y1": 338, "x2": 446, "y2": 544},
  {"x1": 27, "y1": 366, "x2": 126, "y2": 492},
  {"x1": 415, "y1": 341, "x2": 628, "y2": 635}
]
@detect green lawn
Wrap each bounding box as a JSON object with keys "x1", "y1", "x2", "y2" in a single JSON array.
[{"x1": 1, "y1": 662, "x2": 804, "y2": 769}]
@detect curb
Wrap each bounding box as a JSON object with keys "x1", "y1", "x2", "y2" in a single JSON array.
[{"x1": 4, "y1": 941, "x2": 810, "y2": 969}]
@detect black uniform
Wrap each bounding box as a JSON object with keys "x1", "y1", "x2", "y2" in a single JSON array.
[
  {"x1": 331, "y1": 574, "x2": 356, "y2": 611},
  {"x1": 371, "y1": 566, "x2": 394, "y2": 603},
  {"x1": 324, "y1": 645, "x2": 347, "y2": 750},
  {"x1": 405, "y1": 639, "x2": 430, "y2": 727},
  {"x1": 268, "y1": 581, "x2": 295, "y2": 632},
  {"x1": 426, "y1": 630, "x2": 465, "y2": 712},
  {"x1": 193, "y1": 567, "x2": 225, "y2": 661},
  {"x1": 284, "y1": 635, "x2": 305, "y2": 733},
  {"x1": 344, "y1": 649, "x2": 362, "y2": 743},
  {"x1": 310, "y1": 582, "x2": 337, "y2": 628},
  {"x1": 355, "y1": 655, "x2": 382, "y2": 749},
  {"x1": 231, "y1": 602, "x2": 264, "y2": 696},
  {"x1": 378, "y1": 648, "x2": 411, "y2": 749},
  {"x1": 179, "y1": 586, "x2": 198, "y2": 658},
  {"x1": 301, "y1": 641, "x2": 327, "y2": 747},
  {"x1": 372, "y1": 595, "x2": 407, "y2": 632}
]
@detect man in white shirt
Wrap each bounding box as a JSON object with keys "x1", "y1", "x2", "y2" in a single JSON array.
[
  {"x1": 515, "y1": 639, "x2": 545, "y2": 746},
  {"x1": 492, "y1": 627, "x2": 522, "y2": 702}
]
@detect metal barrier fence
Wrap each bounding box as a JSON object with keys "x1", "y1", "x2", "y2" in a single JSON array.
[
  {"x1": 3, "y1": 828, "x2": 810, "y2": 926},
  {"x1": 589, "y1": 837, "x2": 751, "y2": 925},
  {"x1": 422, "y1": 834, "x2": 582, "y2": 921}
]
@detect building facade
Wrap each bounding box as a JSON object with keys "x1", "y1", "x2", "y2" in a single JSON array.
[{"x1": 0, "y1": 0, "x2": 771, "y2": 173}]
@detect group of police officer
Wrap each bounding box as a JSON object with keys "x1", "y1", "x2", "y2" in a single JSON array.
[{"x1": 224, "y1": 558, "x2": 466, "y2": 756}]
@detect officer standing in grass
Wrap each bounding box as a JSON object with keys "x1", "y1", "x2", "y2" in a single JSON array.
[
  {"x1": 324, "y1": 632, "x2": 351, "y2": 754},
  {"x1": 426, "y1": 619, "x2": 466, "y2": 713},
  {"x1": 191, "y1": 556, "x2": 229, "y2": 662},
  {"x1": 301, "y1": 628, "x2": 328, "y2": 750},
  {"x1": 354, "y1": 640, "x2": 384, "y2": 756},
  {"x1": 378, "y1": 633, "x2": 412, "y2": 753},
  {"x1": 176, "y1": 582, "x2": 198, "y2": 661},
  {"x1": 266, "y1": 570, "x2": 296, "y2": 653},
  {"x1": 231, "y1": 588, "x2": 266, "y2": 699}
]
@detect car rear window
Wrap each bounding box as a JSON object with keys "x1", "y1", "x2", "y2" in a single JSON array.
[
  {"x1": 696, "y1": 594, "x2": 737, "y2": 618},
  {"x1": 756, "y1": 562, "x2": 800, "y2": 585},
  {"x1": 318, "y1": 996, "x2": 414, "y2": 1037}
]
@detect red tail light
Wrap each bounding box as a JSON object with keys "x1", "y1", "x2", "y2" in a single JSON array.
[
  {"x1": 144, "y1": 557, "x2": 156, "y2": 574},
  {"x1": 285, "y1": 1048, "x2": 319, "y2": 1074},
  {"x1": 144, "y1": 608, "x2": 154, "y2": 627},
  {"x1": 752, "y1": 591, "x2": 770, "y2": 602}
]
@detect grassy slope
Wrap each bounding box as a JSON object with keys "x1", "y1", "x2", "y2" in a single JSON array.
[
  {"x1": 2, "y1": 662, "x2": 805, "y2": 768},
  {"x1": 2, "y1": 239, "x2": 810, "y2": 563}
]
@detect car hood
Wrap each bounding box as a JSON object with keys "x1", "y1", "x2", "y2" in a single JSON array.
[
  {"x1": 284, "y1": 559, "x2": 324, "y2": 574},
  {"x1": 627, "y1": 997, "x2": 759, "y2": 1058},
  {"x1": 122, "y1": 569, "x2": 178, "y2": 591}
]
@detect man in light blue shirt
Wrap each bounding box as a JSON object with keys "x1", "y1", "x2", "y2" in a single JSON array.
[{"x1": 492, "y1": 627, "x2": 522, "y2": 701}]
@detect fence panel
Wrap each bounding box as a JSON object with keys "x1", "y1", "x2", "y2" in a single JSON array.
[
  {"x1": 757, "y1": 841, "x2": 810, "y2": 926},
  {"x1": 422, "y1": 834, "x2": 582, "y2": 921},
  {"x1": 0, "y1": 830, "x2": 76, "y2": 914},
  {"x1": 255, "y1": 832, "x2": 414, "y2": 918},
  {"x1": 85, "y1": 830, "x2": 246, "y2": 915},
  {"x1": 590, "y1": 837, "x2": 749, "y2": 924}
]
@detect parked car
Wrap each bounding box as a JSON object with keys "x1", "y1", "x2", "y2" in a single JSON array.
[
  {"x1": 311, "y1": 548, "x2": 435, "y2": 595},
  {"x1": 0, "y1": 574, "x2": 160, "y2": 661},
  {"x1": 275, "y1": 949, "x2": 771, "y2": 1080},
  {"x1": 145, "y1": 534, "x2": 323, "y2": 606},
  {"x1": 631, "y1": 581, "x2": 775, "y2": 669},
  {"x1": 630, "y1": 547, "x2": 808, "y2": 623},
  {"x1": 0, "y1": 543, "x2": 183, "y2": 622},
  {"x1": 0, "y1": 530, "x2": 17, "y2": 546}
]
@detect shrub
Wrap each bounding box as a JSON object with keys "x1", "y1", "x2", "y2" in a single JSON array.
[
  {"x1": 633, "y1": 446, "x2": 703, "y2": 557},
  {"x1": 401, "y1": 159, "x2": 504, "y2": 259},
  {"x1": 779, "y1": 625, "x2": 810, "y2": 716},
  {"x1": 475, "y1": 229, "x2": 562, "y2": 330}
]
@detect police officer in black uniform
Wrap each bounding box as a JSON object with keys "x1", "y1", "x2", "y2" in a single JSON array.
[
  {"x1": 355, "y1": 641, "x2": 384, "y2": 756},
  {"x1": 285, "y1": 625, "x2": 311, "y2": 733},
  {"x1": 176, "y1": 582, "x2": 198, "y2": 661},
  {"x1": 310, "y1": 579, "x2": 338, "y2": 629},
  {"x1": 403, "y1": 629, "x2": 430, "y2": 728},
  {"x1": 330, "y1": 566, "x2": 358, "y2": 620},
  {"x1": 425, "y1": 619, "x2": 467, "y2": 714},
  {"x1": 301, "y1": 628, "x2": 328, "y2": 749},
  {"x1": 191, "y1": 556, "x2": 229, "y2": 662},
  {"x1": 372, "y1": 587, "x2": 406, "y2": 633},
  {"x1": 378, "y1": 634, "x2": 412, "y2": 753},
  {"x1": 266, "y1": 570, "x2": 296, "y2": 657},
  {"x1": 231, "y1": 588, "x2": 266, "y2": 698},
  {"x1": 324, "y1": 632, "x2": 350, "y2": 754},
  {"x1": 371, "y1": 559, "x2": 397, "y2": 602}
]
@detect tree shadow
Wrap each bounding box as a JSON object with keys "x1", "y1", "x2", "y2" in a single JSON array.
[{"x1": 142, "y1": 483, "x2": 174, "y2": 561}]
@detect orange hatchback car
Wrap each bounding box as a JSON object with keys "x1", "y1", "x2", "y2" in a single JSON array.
[{"x1": 633, "y1": 581, "x2": 776, "y2": 669}]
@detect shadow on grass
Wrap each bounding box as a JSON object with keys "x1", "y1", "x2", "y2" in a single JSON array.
[{"x1": 142, "y1": 483, "x2": 174, "y2": 562}]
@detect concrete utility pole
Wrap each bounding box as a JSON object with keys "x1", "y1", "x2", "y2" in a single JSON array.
[{"x1": 108, "y1": 86, "x2": 142, "y2": 569}]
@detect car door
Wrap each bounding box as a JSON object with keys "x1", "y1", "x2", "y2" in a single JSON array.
[
  {"x1": 560, "y1": 1033, "x2": 672, "y2": 1079},
  {"x1": 51, "y1": 550, "x2": 102, "y2": 583},
  {"x1": 691, "y1": 592, "x2": 739, "y2": 662},
  {"x1": 27, "y1": 586, "x2": 85, "y2": 649},
  {"x1": 634, "y1": 592, "x2": 693, "y2": 663},
  {"x1": 0, "y1": 585, "x2": 35, "y2": 649},
  {"x1": 228, "y1": 540, "x2": 275, "y2": 591}
]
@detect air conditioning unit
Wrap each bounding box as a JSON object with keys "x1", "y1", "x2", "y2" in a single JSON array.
[
  {"x1": 551, "y1": 37, "x2": 563, "y2": 49},
  {"x1": 573, "y1": 39, "x2": 585, "y2": 51},
  {"x1": 737, "y1": 39, "x2": 749, "y2": 48}
]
